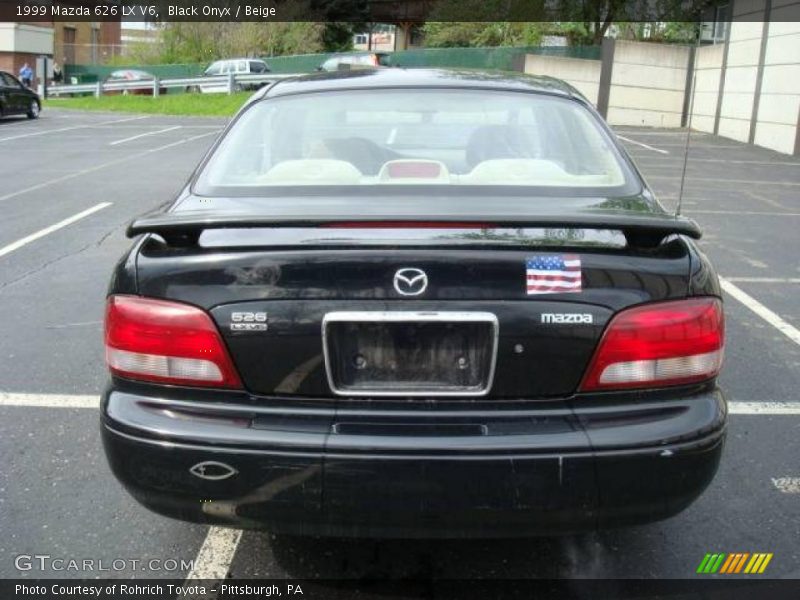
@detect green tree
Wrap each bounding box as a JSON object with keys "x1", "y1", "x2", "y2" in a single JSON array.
[
  {"x1": 321, "y1": 23, "x2": 357, "y2": 52},
  {"x1": 613, "y1": 21, "x2": 699, "y2": 43},
  {"x1": 135, "y1": 21, "x2": 327, "y2": 65},
  {"x1": 423, "y1": 22, "x2": 544, "y2": 48},
  {"x1": 552, "y1": 0, "x2": 712, "y2": 45},
  {"x1": 310, "y1": 0, "x2": 368, "y2": 51},
  {"x1": 412, "y1": 0, "x2": 709, "y2": 48}
]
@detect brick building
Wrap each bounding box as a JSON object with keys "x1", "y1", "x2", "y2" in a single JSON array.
[
  {"x1": 0, "y1": 22, "x2": 54, "y2": 80},
  {"x1": 0, "y1": 3, "x2": 120, "y2": 85},
  {"x1": 53, "y1": 20, "x2": 121, "y2": 67}
]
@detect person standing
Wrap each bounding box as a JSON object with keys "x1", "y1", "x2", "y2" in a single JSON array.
[
  {"x1": 52, "y1": 61, "x2": 63, "y2": 85},
  {"x1": 19, "y1": 63, "x2": 33, "y2": 87}
]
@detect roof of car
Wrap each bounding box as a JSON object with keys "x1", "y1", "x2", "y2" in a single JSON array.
[
  {"x1": 327, "y1": 51, "x2": 388, "y2": 57},
  {"x1": 211, "y1": 58, "x2": 267, "y2": 64},
  {"x1": 261, "y1": 68, "x2": 578, "y2": 100}
]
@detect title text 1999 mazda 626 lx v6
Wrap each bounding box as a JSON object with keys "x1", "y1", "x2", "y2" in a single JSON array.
[{"x1": 101, "y1": 69, "x2": 726, "y2": 538}]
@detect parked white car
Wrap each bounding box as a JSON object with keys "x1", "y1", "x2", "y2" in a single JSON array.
[{"x1": 187, "y1": 59, "x2": 271, "y2": 94}]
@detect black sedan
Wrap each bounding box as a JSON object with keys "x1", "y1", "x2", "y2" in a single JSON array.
[
  {"x1": 102, "y1": 69, "x2": 726, "y2": 538},
  {"x1": 0, "y1": 71, "x2": 40, "y2": 119}
]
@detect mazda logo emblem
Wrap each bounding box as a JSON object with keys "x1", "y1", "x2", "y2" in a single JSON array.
[{"x1": 393, "y1": 268, "x2": 428, "y2": 296}]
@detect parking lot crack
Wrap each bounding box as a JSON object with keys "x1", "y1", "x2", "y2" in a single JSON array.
[{"x1": 0, "y1": 226, "x2": 119, "y2": 292}]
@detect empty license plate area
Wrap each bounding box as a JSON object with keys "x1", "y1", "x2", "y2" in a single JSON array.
[{"x1": 322, "y1": 312, "x2": 499, "y2": 397}]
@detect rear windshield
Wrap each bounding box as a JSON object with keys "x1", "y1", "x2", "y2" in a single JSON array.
[{"x1": 194, "y1": 89, "x2": 637, "y2": 196}]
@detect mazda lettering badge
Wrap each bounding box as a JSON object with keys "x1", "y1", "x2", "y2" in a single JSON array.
[{"x1": 393, "y1": 268, "x2": 428, "y2": 296}]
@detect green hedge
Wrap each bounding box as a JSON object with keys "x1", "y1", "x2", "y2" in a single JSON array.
[
  {"x1": 261, "y1": 53, "x2": 334, "y2": 73},
  {"x1": 64, "y1": 62, "x2": 205, "y2": 84}
]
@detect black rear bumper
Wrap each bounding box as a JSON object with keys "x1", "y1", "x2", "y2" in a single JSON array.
[{"x1": 101, "y1": 385, "x2": 726, "y2": 538}]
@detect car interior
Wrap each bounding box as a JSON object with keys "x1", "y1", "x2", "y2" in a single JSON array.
[{"x1": 200, "y1": 90, "x2": 627, "y2": 190}]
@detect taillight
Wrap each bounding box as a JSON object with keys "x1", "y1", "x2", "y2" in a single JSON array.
[
  {"x1": 104, "y1": 295, "x2": 242, "y2": 389},
  {"x1": 580, "y1": 298, "x2": 724, "y2": 392}
]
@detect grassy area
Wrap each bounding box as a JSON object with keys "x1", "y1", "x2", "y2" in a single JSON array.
[{"x1": 45, "y1": 92, "x2": 252, "y2": 117}]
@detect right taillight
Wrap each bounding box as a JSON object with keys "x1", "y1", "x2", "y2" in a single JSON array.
[{"x1": 580, "y1": 298, "x2": 724, "y2": 392}]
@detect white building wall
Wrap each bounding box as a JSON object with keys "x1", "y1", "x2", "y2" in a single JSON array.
[
  {"x1": 522, "y1": 11, "x2": 800, "y2": 155},
  {"x1": 0, "y1": 23, "x2": 53, "y2": 55},
  {"x1": 717, "y1": 19, "x2": 764, "y2": 142},
  {"x1": 606, "y1": 40, "x2": 690, "y2": 127},
  {"x1": 692, "y1": 43, "x2": 724, "y2": 134},
  {"x1": 752, "y1": 10, "x2": 800, "y2": 153},
  {"x1": 523, "y1": 54, "x2": 601, "y2": 105}
]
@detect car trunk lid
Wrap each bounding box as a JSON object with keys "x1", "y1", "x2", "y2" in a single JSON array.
[{"x1": 134, "y1": 224, "x2": 692, "y2": 399}]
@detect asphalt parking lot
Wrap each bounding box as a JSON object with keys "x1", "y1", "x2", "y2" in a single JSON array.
[{"x1": 0, "y1": 109, "x2": 798, "y2": 584}]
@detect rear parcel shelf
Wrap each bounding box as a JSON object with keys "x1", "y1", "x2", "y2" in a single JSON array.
[{"x1": 126, "y1": 210, "x2": 702, "y2": 249}]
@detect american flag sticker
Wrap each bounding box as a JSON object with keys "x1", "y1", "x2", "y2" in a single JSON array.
[{"x1": 526, "y1": 255, "x2": 582, "y2": 295}]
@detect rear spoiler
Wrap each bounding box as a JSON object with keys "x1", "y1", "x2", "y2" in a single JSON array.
[{"x1": 127, "y1": 210, "x2": 701, "y2": 249}]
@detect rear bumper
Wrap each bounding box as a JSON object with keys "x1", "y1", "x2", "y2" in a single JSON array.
[{"x1": 101, "y1": 385, "x2": 726, "y2": 538}]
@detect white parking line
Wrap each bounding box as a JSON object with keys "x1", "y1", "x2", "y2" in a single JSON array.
[
  {"x1": 617, "y1": 135, "x2": 670, "y2": 155},
  {"x1": 0, "y1": 115, "x2": 148, "y2": 143},
  {"x1": 648, "y1": 175, "x2": 800, "y2": 186},
  {"x1": 720, "y1": 278, "x2": 800, "y2": 346},
  {"x1": 0, "y1": 390, "x2": 240, "y2": 583},
  {"x1": 110, "y1": 125, "x2": 182, "y2": 146},
  {"x1": 185, "y1": 527, "x2": 242, "y2": 581},
  {"x1": 728, "y1": 402, "x2": 800, "y2": 415},
  {"x1": 0, "y1": 131, "x2": 218, "y2": 203},
  {"x1": 771, "y1": 477, "x2": 800, "y2": 494},
  {"x1": 91, "y1": 124, "x2": 221, "y2": 130},
  {"x1": 634, "y1": 157, "x2": 800, "y2": 167},
  {"x1": 615, "y1": 130, "x2": 710, "y2": 137},
  {"x1": 0, "y1": 392, "x2": 98, "y2": 408},
  {"x1": 688, "y1": 210, "x2": 800, "y2": 216},
  {"x1": 147, "y1": 131, "x2": 219, "y2": 152},
  {"x1": 725, "y1": 277, "x2": 800, "y2": 284},
  {"x1": 0, "y1": 202, "x2": 111, "y2": 259}
]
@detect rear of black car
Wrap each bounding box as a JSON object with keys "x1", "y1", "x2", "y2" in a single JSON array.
[{"x1": 101, "y1": 70, "x2": 726, "y2": 537}]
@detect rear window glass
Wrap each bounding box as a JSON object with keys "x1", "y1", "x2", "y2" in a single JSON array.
[{"x1": 195, "y1": 89, "x2": 635, "y2": 196}]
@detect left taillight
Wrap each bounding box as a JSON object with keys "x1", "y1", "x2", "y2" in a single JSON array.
[
  {"x1": 104, "y1": 295, "x2": 242, "y2": 389},
  {"x1": 580, "y1": 297, "x2": 724, "y2": 392}
]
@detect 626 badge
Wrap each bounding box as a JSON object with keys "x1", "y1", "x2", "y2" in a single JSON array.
[{"x1": 230, "y1": 312, "x2": 267, "y2": 331}]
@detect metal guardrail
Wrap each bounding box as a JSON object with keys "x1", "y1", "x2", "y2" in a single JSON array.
[{"x1": 46, "y1": 72, "x2": 302, "y2": 97}]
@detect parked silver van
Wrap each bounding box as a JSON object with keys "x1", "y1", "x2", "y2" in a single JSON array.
[{"x1": 188, "y1": 59, "x2": 271, "y2": 94}]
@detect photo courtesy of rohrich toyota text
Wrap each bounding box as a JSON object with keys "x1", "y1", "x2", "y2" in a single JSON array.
[{"x1": 0, "y1": 1, "x2": 798, "y2": 599}]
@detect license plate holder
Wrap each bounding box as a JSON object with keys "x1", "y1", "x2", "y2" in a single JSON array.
[{"x1": 322, "y1": 312, "x2": 499, "y2": 397}]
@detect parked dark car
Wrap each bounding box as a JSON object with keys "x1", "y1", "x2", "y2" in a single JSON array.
[
  {"x1": 102, "y1": 69, "x2": 726, "y2": 538},
  {"x1": 317, "y1": 52, "x2": 390, "y2": 71},
  {"x1": 103, "y1": 70, "x2": 167, "y2": 96},
  {"x1": 0, "y1": 71, "x2": 40, "y2": 119}
]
